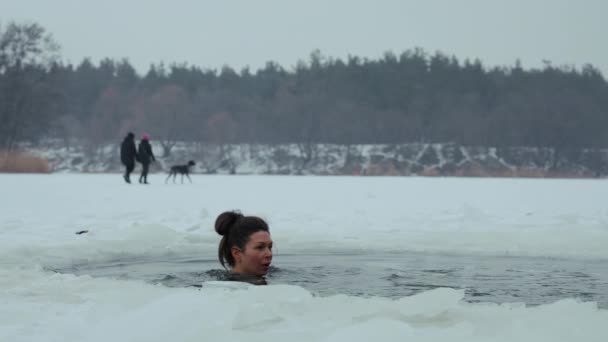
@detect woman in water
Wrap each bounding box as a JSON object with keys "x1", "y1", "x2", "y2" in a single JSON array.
[{"x1": 215, "y1": 211, "x2": 273, "y2": 285}]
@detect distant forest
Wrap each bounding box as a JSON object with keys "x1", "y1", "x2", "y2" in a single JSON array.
[{"x1": 2, "y1": 22, "x2": 608, "y2": 156}]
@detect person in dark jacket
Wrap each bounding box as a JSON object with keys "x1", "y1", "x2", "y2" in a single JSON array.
[
  {"x1": 120, "y1": 132, "x2": 138, "y2": 184},
  {"x1": 137, "y1": 133, "x2": 156, "y2": 184}
]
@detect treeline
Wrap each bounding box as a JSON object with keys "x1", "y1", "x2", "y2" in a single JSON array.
[{"x1": 2, "y1": 22, "x2": 608, "y2": 156}]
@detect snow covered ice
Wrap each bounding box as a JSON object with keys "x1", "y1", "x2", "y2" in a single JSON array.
[{"x1": 1, "y1": 174, "x2": 607, "y2": 341}]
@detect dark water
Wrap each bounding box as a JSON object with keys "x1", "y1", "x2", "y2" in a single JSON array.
[{"x1": 58, "y1": 252, "x2": 608, "y2": 308}]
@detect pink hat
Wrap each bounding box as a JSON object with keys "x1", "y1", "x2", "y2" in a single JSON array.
[{"x1": 142, "y1": 134, "x2": 150, "y2": 141}]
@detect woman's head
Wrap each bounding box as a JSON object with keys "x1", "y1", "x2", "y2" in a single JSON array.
[{"x1": 215, "y1": 211, "x2": 273, "y2": 276}]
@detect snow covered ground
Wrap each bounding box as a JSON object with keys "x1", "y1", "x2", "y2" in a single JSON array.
[{"x1": 1, "y1": 174, "x2": 607, "y2": 341}]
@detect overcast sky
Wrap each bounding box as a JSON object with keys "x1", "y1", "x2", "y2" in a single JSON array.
[{"x1": 2, "y1": 0, "x2": 606, "y2": 75}]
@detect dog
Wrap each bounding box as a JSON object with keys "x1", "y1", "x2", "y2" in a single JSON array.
[{"x1": 166, "y1": 160, "x2": 196, "y2": 183}]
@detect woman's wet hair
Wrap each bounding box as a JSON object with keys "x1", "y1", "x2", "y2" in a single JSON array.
[{"x1": 215, "y1": 211, "x2": 269, "y2": 269}]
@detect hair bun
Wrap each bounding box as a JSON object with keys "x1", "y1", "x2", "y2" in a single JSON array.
[{"x1": 214, "y1": 211, "x2": 243, "y2": 236}]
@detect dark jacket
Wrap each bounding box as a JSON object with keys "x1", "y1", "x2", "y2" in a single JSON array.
[
  {"x1": 223, "y1": 272, "x2": 267, "y2": 285},
  {"x1": 137, "y1": 140, "x2": 155, "y2": 164},
  {"x1": 120, "y1": 134, "x2": 137, "y2": 165}
]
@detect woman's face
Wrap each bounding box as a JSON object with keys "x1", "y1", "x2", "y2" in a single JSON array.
[{"x1": 232, "y1": 231, "x2": 273, "y2": 276}]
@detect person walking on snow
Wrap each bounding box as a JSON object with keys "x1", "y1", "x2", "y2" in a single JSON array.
[
  {"x1": 137, "y1": 133, "x2": 156, "y2": 184},
  {"x1": 120, "y1": 132, "x2": 138, "y2": 183}
]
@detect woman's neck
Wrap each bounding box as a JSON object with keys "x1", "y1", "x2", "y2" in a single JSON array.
[{"x1": 231, "y1": 265, "x2": 246, "y2": 274}]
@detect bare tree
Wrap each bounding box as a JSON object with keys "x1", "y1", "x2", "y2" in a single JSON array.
[
  {"x1": 137, "y1": 84, "x2": 190, "y2": 157},
  {"x1": 205, "y1": 111, "x2": 237, "y2": 173},
  {"x1": 53, "y1": 114, "x2": 84, "y2": 151},
  {"x1": 0, "y1": 22, "x2": 60, "y2": 156},
  {"x1": 85, "y1": 85, "x2": 130, "y2": 154}
]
